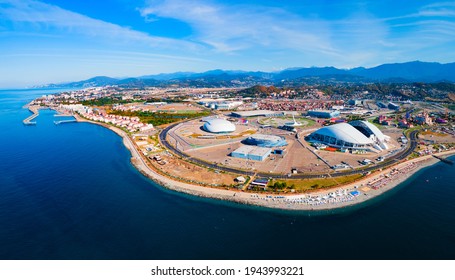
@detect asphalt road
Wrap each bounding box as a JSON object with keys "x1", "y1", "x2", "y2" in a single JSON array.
[{"x1": 159, "y1": 123, "x2": 419, "y2": 180}]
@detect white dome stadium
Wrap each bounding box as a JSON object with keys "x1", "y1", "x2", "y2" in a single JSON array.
[
  {"x1": 203, "y1": 118, "x2": 236, "y2": 133},
  {"x1": 350, "y1": 120, "x2": 386, "y2": 142},
  {"x1": 349, "y1": 120, "x2": 391, "y2": 150},
  {"x1": 308, "y1": 123, "x2": 373, "y2": 149}
]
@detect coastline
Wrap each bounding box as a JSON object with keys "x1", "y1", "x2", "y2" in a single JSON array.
[{"x1": 74, "y1": 115, "x2": 455, "y2": 211}]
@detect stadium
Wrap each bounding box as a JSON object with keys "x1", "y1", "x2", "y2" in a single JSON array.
[
  {"x1": 307, "y1": 121, "x2": 390, "y2": 151},
  {"x1": 349, "y1": 120, "x2": 390, "y2": 149},
  {"x1": 202, "y1": 118, "x2": 236, "y2": 134},
  {"x1": 243, "y1": 134, "x2": 288, "y2": 147}
]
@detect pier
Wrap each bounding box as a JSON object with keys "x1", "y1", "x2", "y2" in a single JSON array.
[
  {"x1": 54, "y1": 113, "x2": 73, "y2": 117},
  {"x1": 23, "y1": 106, "x2": 39, "y2": 125},
  {"x1": 54, "y1": 119, "x2": 77, "y2": 125},
  {"x1": 432, "y1": 155, "x2": 454, "y2": 165}
]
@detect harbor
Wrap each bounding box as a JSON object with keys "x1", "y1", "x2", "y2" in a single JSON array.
[{"x1": 23, "y1": 103, "x2": 76, "y2": 126}]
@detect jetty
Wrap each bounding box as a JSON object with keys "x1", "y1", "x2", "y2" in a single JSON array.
[
  {"x1": 54, "y1": 119, "x2": 77, "y2": 125},
  {"x1": 54, "y1": 113, "x2": 73, "y2": 117},
  {"x1": 432, "y1": 155, "x2": 454, "y2": 165},
  {"x1": 23, "y1": 106, "x2": 39, "y2": 125}
]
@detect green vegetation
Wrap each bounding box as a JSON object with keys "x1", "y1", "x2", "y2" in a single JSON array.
[
  {"x1": 369, "y1": 118, "x2": 390, "y2": 130},
  {"x1": 237, "y1": 82, "x2": 455, "y2": 101},
  {"x1": 271, "y1": 174, "x2": 364, "y2": 192},
  {"x1": 403, "y1": 126, "x2": 421, "y2": 137},
  {"x1": 408, "y1": 152, "x2": 420, "y2": 160},
  {"x1": 110, "y1": 109, "x2": 211, "y2": 126},
  {"x1": 145, "y1": 97, "x2": 186, "y2": 103},
  {"x1": 319, "y1": 83, "x2": 403, "y2": 97},
  {"x1": 238, "y1": 85, "x2": 279, "y2": 97},
  {"x1": 429, "y1": 83, "x2": 455, "y2": 92},
  {"x1": 81, "y1": 98, "x2": 138, "y2": 106},
  {"x1": 420, "y1": 130, "x2": 447, "y2": 137},
  {"x1": 270, "y1": 181, "x2": 287, "y2": 190},
  {"x1": 346, "y1": 115, "x2": 366, "y2": 122},
  {"x1": 303, "y1": 118, "x2": 316, "y2": 127}
]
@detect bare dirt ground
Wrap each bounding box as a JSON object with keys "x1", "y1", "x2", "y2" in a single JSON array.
[
  {"x1": 185, "y1": 127, "x2": 405, "y2": 174},
  {"x1": 151, "y1": 153, "x2": 238, "y2": 186},
  {"x1": 419, "y1": 130, "x2": 455, "y2": 143},
  {"x1": 186, "y1": 136, "x2": 331, "y2": 174}
]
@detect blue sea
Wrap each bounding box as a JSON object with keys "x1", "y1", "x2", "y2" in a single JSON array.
[{"x1": 0, "y1": 88, "x2": 455, "y2": 260}]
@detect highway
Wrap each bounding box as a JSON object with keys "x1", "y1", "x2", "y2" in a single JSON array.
[{"x1": 159, "y1": 123, "x2": 419, "y2": 180}]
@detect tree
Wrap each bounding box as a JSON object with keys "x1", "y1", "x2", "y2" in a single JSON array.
[{"x1": 272, "y1": 181, "x2": 287, "y2": 189}]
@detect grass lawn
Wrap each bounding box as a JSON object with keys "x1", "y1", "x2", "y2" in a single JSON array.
[{"x1": 269, "y1": 174, "x2": 364, "y2": 192}]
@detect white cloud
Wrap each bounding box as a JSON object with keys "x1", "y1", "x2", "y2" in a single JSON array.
[
  {"x1": 418, "y1": 1, "x2": 455, "y2": 17},
  {"x1": 421, "y1": 1, "x2": 455, "y2": 10},
  {"x1": 140, "y1": 0, "x2": 337, "y2": 55},
  {"x1": 0, "y1": 0, "x2": 199, "y2": 50},
  {"x1": 1, "y1": 0, "x2": 454, "y2": 80},
  {"x1": 140, "y1": 0, "x2": 412, "y2": 67}
]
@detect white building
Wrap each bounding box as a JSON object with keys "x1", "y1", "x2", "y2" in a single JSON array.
[
  {"x1": 202, "y1": 119, "x2": 236, "y2": 133},
  {"x1": 308, "y1": 121, "x2": 390, "y2": 152}
]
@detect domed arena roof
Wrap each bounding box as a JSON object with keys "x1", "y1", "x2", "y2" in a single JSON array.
[
  {"x1": 311, "y1": 123, "x2": 373, "y2": 145},
  {"x1": 203, "y1": 118, "x2": 236, "y2": 133},
  {"x1": 350, "y1": 120, "x2": 387, "y2": 142}
]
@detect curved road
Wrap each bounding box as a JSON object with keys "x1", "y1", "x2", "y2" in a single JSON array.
[{"x1": 159, "y1": 123, "x2": 419, "y2": 180}]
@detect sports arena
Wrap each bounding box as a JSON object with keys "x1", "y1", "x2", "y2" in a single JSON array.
[
  {"x1": 307, "y1": 121, "x2": 390, "y2": 151},
  {"x1": 202, "y1": 118, "x2": 236, "y2": 133},
  {"x1": 243, "y1": 134, "x2": 288, "y2": 147}
]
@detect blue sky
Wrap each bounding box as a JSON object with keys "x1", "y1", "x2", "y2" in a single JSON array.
[{"x1": 1, "y1": 0, "x2": 455, "y2": 88}]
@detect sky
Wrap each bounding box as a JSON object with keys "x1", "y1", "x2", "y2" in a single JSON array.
[{"x1": 1, "y1": 0, "x2": 455, "y2": 88}]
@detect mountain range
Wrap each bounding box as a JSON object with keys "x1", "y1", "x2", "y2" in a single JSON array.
[{"x1": 40, "y1": 61, "x2": 455, "y2": 88}]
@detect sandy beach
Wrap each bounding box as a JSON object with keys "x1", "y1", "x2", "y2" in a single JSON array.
[{"x1": 75, "y1": 115, "x2": 455, "y2": 211}]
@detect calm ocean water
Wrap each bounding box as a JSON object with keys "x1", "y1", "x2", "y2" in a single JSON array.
[{"x1": 0, "y1": 88, "x2": 454, "y2": 260}]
